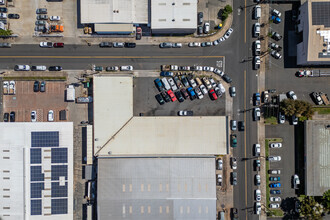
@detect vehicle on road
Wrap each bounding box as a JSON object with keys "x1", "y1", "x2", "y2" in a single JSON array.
[
  {"x1": 253, "y1": 56, "x2": 261, "y2": 70},
  {"x1": 269, "y1": 182, "x2": 281, "y2": 188},
  {"x1": 231, "y1": 120, "x2": 237, "y2": 131},
  {"x1": 155, "y1": 94, "x2": 165, "y2": 105},
  {"x1": 253, "y1": 23, "x2": 260, "y2": 37},
  {"x1": 238, "y1": 121, "x2": 245, "y2": 131},
  {"x1": 253, "y1": 107, "x2": 261, "y2": 121},
  {"x1": 255, "y1": 174, "x2": 261, "y2": 185},
  {"x1": 268, "y1": 156, "x2": 281, "y2": 162},
  {"x1": 270, "y1": 197, "x2": 281, "y2": 202},
  {"x1": 269, "y1": 176, "x2": 280, "y2": 181},
  {"x1": 178, "y1": 110, "x2": 193, "y2": 116},
  {"x1": 270, "y1": 190, "x2": 281, "y2": 194},
  {"x1": 120, "y1": 65, "x2": 133, "y2": 71},
  {"x1": 255, "y1": 189, "x2": 261, "y2": 202},
  {"x1": 15, "y1": 65, "x2": 30, "y2": 71},
  {"x1": 31, "y1": 111, "x2": 37, "y2": 122},
  {"x1": 49, "y1": 66, "x2": 62, "y2": 71},
  {"x1": 269, "y1": 203, "x2": 280, "y2": 208},
  {"x1": 270, "y1": 142, "x2": 282, "y2": 148},
  {"x1": 217, "y1": 158, "x2": 223, "y2": 170},
  {"x1": 269, "y1": 169, "x2": 281, "y2": 175},
  {"x1": 48, "y1": 110, "x2": 54, "y2": 122},
  {"x1": 288, "y1": 91, "x2": 297, "y2": 100},
  {"x1": 254, "y1": 144, "x2": 261, "y2": 156},
  {"x1": 231, "y1": 157, "x2": 237, "y2": 170},
  {"x1": 231, "y1": 134, "x2": 237, "y2": 148},
  {"x1": 255, "y1": 202, "x2": 261, "y2": 215},
  {"x1": 167, "y1": 89, "x2": 177, "y2": 102},
  {"x1": 99, "y1": 42, "x2": 112, "y2": 48},
  {"x1": 229, "y1": 86, "x2": 236, "y2": 97},
  {"x1": 231, "y1": 172, "x2": 237, "y2": 186}
]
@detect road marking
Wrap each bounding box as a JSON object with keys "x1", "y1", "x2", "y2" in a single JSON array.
[
  {"x1": 216, "y1": 60, "x2": 222, "y2": 68},
  {"x1": 244, "y1": 0, "x2": 247, "y2": 43},
  {"x1": 0, "y1": 55, "x2": 224, "y2": 59},
  {"x1": 244, "y1": 70, "x2": 248, "y2": 220}
]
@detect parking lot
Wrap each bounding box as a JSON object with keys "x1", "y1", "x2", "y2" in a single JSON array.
[
  {"x1": 133, "y1": 76, "x2": 227, "y2": 116},
  {"x1": 3, "y1": 80, "x2": 67, "y2": 122}
]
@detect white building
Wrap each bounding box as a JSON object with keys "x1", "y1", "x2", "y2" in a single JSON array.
[{"x1": 0, "y1": 123, "x2": 74, "y2": 220}]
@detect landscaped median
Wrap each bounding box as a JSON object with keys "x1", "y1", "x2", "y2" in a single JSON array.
[
  {"x1": 265, "y1": 138, "x2": 284, "y2": 217},
  {"x1": 3, "y1": 76, "x2": 67, "y2": 81}
]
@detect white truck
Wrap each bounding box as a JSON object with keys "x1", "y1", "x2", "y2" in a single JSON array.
[
  {"x1": 297, "y1": 70, "x2": 330, "y2": 77},
  {"x1": 66, "y1": 85, "x2": 75, "y2": 102}
]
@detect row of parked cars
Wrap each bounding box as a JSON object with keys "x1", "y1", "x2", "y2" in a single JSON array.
[
  {"x1": 4, "y1": 110, "x2": 55, "y2": 122},
  {"x1": 99, "y1": 42, "x2": 136, "y2": 48},
  {"x1": 14, "y1": 65, "x2": 62, "y2": 71},
  {"x1": 34, "y1": 8, "x2": 62, "y2": 32}
]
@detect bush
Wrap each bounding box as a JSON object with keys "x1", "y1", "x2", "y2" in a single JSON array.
[
  {"x1": 0, "y1": 29, "x2": 13, "y2": 36},
  {"x1": 222, "y1": 12, "x2": 229, "y2": 21},
  {"x1": 224, "y1": 5, "x2": 233, "y2": 14}
]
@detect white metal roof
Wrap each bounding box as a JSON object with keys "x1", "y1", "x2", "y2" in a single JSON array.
[
  {"x1": 151, "y1": 0, "x2": 197, "y2": 30},
  {"x1": 0, "y1": 122, "x2": 73, "y2": 220},
  {"x1": 80, "y1": 0, "x2": 148, "y2": 24}
]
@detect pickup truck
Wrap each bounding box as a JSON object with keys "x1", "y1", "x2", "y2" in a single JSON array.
[
  {"x1": 3, "y1": 81, "x2": 8, "y2": 95},
  {"x1": 50, "y1": 25, "x2": 64, "y2": 32},
  {"x1": 231, "y1": 134, "x2": 237, "y2": 148}
]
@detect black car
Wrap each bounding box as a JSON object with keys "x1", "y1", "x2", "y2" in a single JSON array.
[
  {"x1": 238, "y1": 121, "x2": 245, "y2": 131},
  {"x1": 124, "y1": 42, "x2": 136, "y2": 48},
  {"x1": 34, "y1": 81, "x2": 40, "y2": 92},
  {"x1": 3, "y1": 113, "x2": 9, "y2": 122},
  {"x1": 49, "y1": 66, "x2": 62, "y2": 71},
  {"x1": 0, "y1": 7, "x2": 7, "y2": 13},
  {"x1": 198, "y1": 26, "x2": 203, "y2": 35},
  {"x1": 175, "y1": 91, "x2": 185, "y2": 102},
  {"x1": 10, "y1": 111, "x2": 15, "y2": 122},
  {"x1": 198, "y1": 12, "x2": 203, "y2": 25},
  {"x1": 40, "y1": 81, "x2": 46, "y2": 92},
  {"x1": 155, "y1": 94, "x2": 165, "y2": 105},
  {"x1": 99, "y1": 42, "x2": 112, "y2": 48},
  {"x1": 180, "y1": 88, "x2": 189, "y2": 99},
  {"x1": 231, "y1": 208, "x2": 239, "y2": 220},
  {"x1": 180, "y1": 76, "x2": 189, "y2": 87},
  {"x1": 254, "y1": 159, "x2": 261, "y2": 171},
  {"x1": 231, "y1": 172, "x2": 237, "y2": 186},
  {"x1": 8, "y1": 13, "x2": 20, "y2": 19},
  {"x1": 161, "y1": 91, "x2": 171, "y2": 102},
  {"x1": 222, "y1": 74, "x2": 232, "y2": 83},
  {"x1": 291, "y1": 115, "x2": 298, "y2": 125}
]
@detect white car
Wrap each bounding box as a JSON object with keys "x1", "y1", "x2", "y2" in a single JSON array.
[
  {"x1": 172, "y1": 43, "x2": 182, "y2": 48},
  {"x1": 254, "y1": 144, "x2": 261, "y2": 156},
  {"x1": 50, "y1": 16, "x2": 61, "y2": 21},
  {"x1": 203, "y1": 66, "x2": 210, "y2": 71},
  {"x1": 48, "y1": 110, "x2": 54, "y2": 122},
  {"x1": 270, "y1": 197, "x2": 281, "y2": 202},
  {"x1": 200, "y1": 85, "x2": 208, "y2": 95},
  {"x1": 254, "y1": 40, "x2": 261, "y2": 55},
  {"x1": 255, "y1": 202, "x2": 261, "y2": 215},
  {"x1": 213, "y1": 40, "x2": 219, "y2": 45},
  {"x1": 268, "y1": 156, "x2": 281, "y2": 162},
  {"x1": 9, "y1": 81, "x2": 15, "y2": 94},
  {"x1": 269, "y1": 169, "x2": 281, "y2": 175},
  {"x1": 293, "y1": 174, "x2": 300, "y2": 188},
  {"x1": 14, "y1": 65, "x2": 30, "y2": 71},
  {"x1": 272, "y1": 9, "x2": 282, "y2": 17},
  {"x1": 168, "y1": 78, "x2": 178, "y2": 91},
  {"x1": 224, "y1": 28, "x2": 233, "y2": 39},
  {"x1": 39, "y1": 42, "x2": 53, "y2": 48},
  {"x1": 188, "y1": 42, "x2": 201, "y2": 47},
  {"x1": 209, "y1": 67, "x2": 214, "y2": 72},
  {"x1": 201, "y1": 42, "x2": 212, "y2": 47},
  {"x1": 189, "y1": 78, "x2": 197, "y2": 88},
  {"x1": 193, "y1": 66, "x2": 203, "y2": 71},
  {"x1": 217, "y1": 174, "x2": 222, "y2": 185},
  {"x1": 219, "y1": 37, "x2": 226, "y2": 42},
  {"x1": 269, "y1": 203, "x2": 280, "y2": 209},
  {"x1": 32, "y1": 66, "x2": 47, "y2": 71},
  {"x1": 218, "y1": 83, "x2": 225, "y2": 93},
  {"x1": 113, "y1": 42, "x2": 124, "y2": 48},
  {"x1": 170, "y1": 65, "x2": 178, "y2": 71},
  {"x1": 0, "y1": 12, "x2": 7, "y2": 19},
  {"x1": 213, "y1": 68, "x2": 221, "y2": 75},
  {"x1": 270, "y1": 143, "x2": 282, "y2": 148},
  {"x1": 271, "y1": 50, "x2": 282, "y2": 59},
  {"x1": 120, "y1": 65, "x2": 133, "y2": 71},
  {"x1": 288, "y1": 91, "x2": 297, "y2": 100},
  {"x1": 254, "y1": 23, "x2": 261, "y2": 37},
  {"x1": 255, "y1": 174, "x2": 261, "y2": 185},
  {"x1": 209, "y1": 78, "x2": 216, "y2": 88},
  {"x1": 255, "y1": 189, "x2": 261, "y2": 202},
  {"x1": 195, "y1": 87, "x2": 204, "y2": 99},
  {"x1": 3, "y1": 81, "x2": 8, "y2": 94},
  {"x1": 231, "y1": 157, "x2": 237, "y2": 170},
  {"x1": 254, "y1": 56, "x2": 261, "y2": 70},
  {"x1": 31, "y1": 111, "x2": 37, "y2": 122},
  {"x1": 217, "y1": 159, "x2": 223, "y2": 170}
]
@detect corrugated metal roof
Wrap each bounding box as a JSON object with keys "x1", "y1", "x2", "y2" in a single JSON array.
[{"x1": 97, "y1": 158, "x2": 216, "y2": 220}]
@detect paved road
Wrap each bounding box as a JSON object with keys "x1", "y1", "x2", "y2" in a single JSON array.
[{"x1": 0, "y1": 1, "x2": 259, "y2": 219}]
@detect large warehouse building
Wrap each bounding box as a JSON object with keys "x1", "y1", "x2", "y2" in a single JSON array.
[
  {"x1": 297, "y1": 0, "x2": 330, "y2": 65},
  {"x1": 0, "y1": 123, "x2": 74, "y2": 219},
  {"x1": 80, "y1": 0, "x2": 197, "y2": 34}
]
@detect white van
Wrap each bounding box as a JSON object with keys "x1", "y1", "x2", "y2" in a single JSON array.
[
  {"x1": 161, "y1": 78, "x2": 171, "y2": 90},
  {"x1": 254, "y1": 6, "x2": 261, "y2": 19}
]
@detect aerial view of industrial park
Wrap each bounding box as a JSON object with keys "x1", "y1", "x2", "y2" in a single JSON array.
[{"x1": 0, "y1": 0, "x2": 329, "y2": 219}]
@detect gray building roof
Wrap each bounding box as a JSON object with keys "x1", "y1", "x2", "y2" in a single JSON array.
[
  {"x1": 305, "y1": 120, "x2": 330, "y2": 196},
  {"x1": 97, "y1": 158, "x2": 216, "y2": 220}
]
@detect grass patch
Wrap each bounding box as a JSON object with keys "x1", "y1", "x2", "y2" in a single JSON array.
[
  {"x1": 264, "y1": 116, "x2": 278, "y2": 125},
  {"x1": 313, "y1": 107, "x2": 330, "y2": 115},
  {"x1": 3, "y1": 76, "x2": 67, "y2": 81}
]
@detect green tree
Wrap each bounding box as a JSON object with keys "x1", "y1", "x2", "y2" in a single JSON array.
[
  {"x1": 224, "y1": 5, "x2": 233, "y2": 14},
  {"x1": 322, "y1": 190, "x2": 330, "y2": 212},
  {"x1": 0, "y1": 29, "x2": 13, "y2": 36},
  {"x1": 300, "y1": 196, "x2": 324, "y2": 219},
  {"x1": 280, "y1": 99, "x2": 314, "y2": 119}
]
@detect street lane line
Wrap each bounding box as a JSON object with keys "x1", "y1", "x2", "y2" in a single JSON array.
[
  {"x1": 244, "y1": 70, "x2": 248, "y2": 220},
  {"x1": 0, "y1": 55, "x2": 224, "y2": 59},
  {"x1": 245, "y1": 0, "x2": 247, "y2": 43}
]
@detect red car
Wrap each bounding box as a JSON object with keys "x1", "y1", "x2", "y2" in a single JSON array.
[
  {"x1": 53, "y1": 42, "x2": 64, "y2": 48},
  {"x1": 167, "y1": 89, "x2": 177, "y2": 102},
  {"x1": 209, "y1": 89, "x2": 218, "y2": 100}
]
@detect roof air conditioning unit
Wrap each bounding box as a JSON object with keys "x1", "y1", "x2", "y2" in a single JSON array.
[{"x1": 108, "y1": 151, "x2": 112, "y2": 155}]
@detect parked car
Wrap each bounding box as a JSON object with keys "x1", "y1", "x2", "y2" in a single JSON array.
[
  {"x1": 253, "y1": 107, "x2": 261, "y2": 121},
  {"x1": 254, "y1": 40, "x2": 261, "y2": 55},
  {"x1": 106, "y1": 66, "x2": 119, "y2": 71},
  {"x1": 254, "y1": 159, "x2": 260, "y2": 171},
  {"x1": 187, "y1": 87, "x2": 196, "y2": 100},
  {"x1": 209, "y1": 89, "x2": 217, "y2": 100},
  {"x1": 3, "y1": 112, "x2": 9, "y2": 122},
  {"x1": 213, "y1": 68, "x2": 223, "y2": 76},
  {"x1": 231, "y1": 208, "x2": 239, "y2": 220},
  {"x1": 154, "y1": 78, "x2": 165, "y2": 92},
  {"x1": 198, "y1": 12, "x2": 203, "y2": 25},
  {"x1": 0, "y1": 7, "x2": 7, "y2": 13},
  {"x1": 188, "y1": 42, "x2": 201, "y2": 47},
  {"x1": 181, "y1": 76, "x2": 189, "y2": 87},
  {"x1": 195, "y1": 87, "x2": 204, "y2": 99},
  {"x1": 188, "y1": 78, "x2": 197, "y2": 88},
  {"x1": 15, "y1": 65, "x2": 30, "y2": 71},
  {"x1": 33, "y1": 81, "x2": 40, "y2": 92},
  {"x1": 270, "y1": 190, "x2": 281, "y2": 194},
  {"x1": 291, "y1": 115, "x2": 298, "y2": 125},
  {"x1": 218, "y1": 83, "x2": 225, "y2": 93},
  {"x1": 269, "y1": 203, "x2": 280, "y2": 209},
  {"x1": 40, "y1": 81, "x2": 46, "y2": 92},
  {"x1": 0, "y1": 42, "x2": 11, "y2": 48},
  {"x1": 231, "y1": 134, "x2": 237, "y2": 148},
  {"x1": 201, "y1": 42, "x2": 212, "y2": 47},
  {"x1": 268, "y1": 156, "x2": 281, "y2": 162},
  {"x1": 48, "y1": 66, "x2": 62, "y2": 71},
  {"x1": 270, "y1": 143, "x2": 282, "y2": 148},
  {"x1": 178, "y1": 110, "x2": 193, "y2": 116},
  {"x1": 270, "y1": 176, "x2": 280, "y2": 181},
  {"x1": 161, "y1": 91, "x2": 171, "y2": 102},
  {"x1": 50, "y1": 16, "x2": 61, "y2": 21},
  {"x1": 270, "y1": 197, "x2": 281, "y2": 202},
  {"x1": 31, "y1": 66, "x2": 47, "y2": 71},
  {"x1": 271, "y1": 15, "x2": 281, "y2": 24},
  {"x1": 120, "y1": 65, "x2": 133, "y2": 71},
  {"x1": 204, "y1": 22, "x2": 210, "y2": 33},
  {"x1": 35, "y1": 20, "x2": 46, "y2": 26},
  {"x1": 124, "y1": 42, "x2": 136, "y2": 48},
  {"x1": 255, "y1": 202, "x2": 261, "y2": 215},
  {"x1": 200, "y1": 85, "x2": 208, "y2": 95},
  {"x1": 231, "y1": 172, "x2": 237, "y2": 186},
  {"x1": 167, "y1": 89, "x2": 177, "y2": 102},
  {"x1": 36, "y1": 8, "x2": 47, "y2": 14},
  {"x1": 113, "y1": 42, "x2": 124, "y2": 48},
  {"x1": 217, "y1": 174, "x2": 222, "y2": 186},
  {"x1": 271, "y1": 31, "x2": 282, "y2": 41},
  {"x1": 311, "y1": 92, "x2": 323, "y2": 105},
  {"x1": 224, "y1": 28, "x2": 234, "y2": 39},
  {"x1": 53, "y1": 42, "x2": 64, "y2": 48},
  {"x1": 136, "y1": 27, "x2": 142, "y2": 40},
  {"x1": 202, "y1": 77, "x2": 212, "y2": 89},
  {"x1": 231, "y1": 120, "x2": 237, "y2": 131},
  {"x1": 213, "y1": 39, "x2": 219, "y2": 46},
  {"x1": 168, "y1": 78, "x2": 178, "y2": 91},
  {"x1": 180, "y1": 88, "x2": 189, "y2": 99},
  {"x1": 272, "y1": 9, "x2": 282, "y2": 17},
  {"x1": 293, "y1": 174, "x2": 300, "y2": 189},
  {"x1": 8, "y1": 13, "x2": 19, "y2": 19},
  {"x1": 288, "y1": 91, "x2": 297, "y2": 100},
  {"x1": 229, "y1": 86, "x2": 236, "y2": 97},
  {"x1": 269, "y1": 42, "x2": 282, "y2": 51},
  {"x1": 31, "y1": 111, "x2": 37, "y2": 122},
  {"x1": 217, "y1": 158, "x2": 223, "y2": 170},
  {"x1": 222, "y1": 74, "x2": 232, "y2": 83},
  {"x1": 271, "y1": 50, "x2": 282, "y2": 59},
  {"x1": 99, "y1": 42, "x2": 112, "y2": 48},
  {"x1": 231, "y1": 157, "x2": 237, "y2": 170},
  {"x1": 175, "y1": 91, "x2": 184, "y2": 102},
  {"x1": 278, "y1": 112, "x2": 285, "y2": 124},
  {"x1": 269, "y1": 182, "x2": 281, "y2": 188},
  {"x1": 255, "y1": 189, "x2": 261, "y2": 202},
  {"x1": 39, "y1": 42, "x2": 53, "y2": 48},
  {"x1": 35, "y1": 25, "x2": 45, "y2": 32},
  {"x1": 254, "y1": 56, "x2": 261, "y2": 70},
  {"x1": 155, "y1": 94, "x2": 165, "y2": 105},
  {"x1": 254, "y1": 144, "x2": 261, "y2": 156},
  {"x1": 269, "y1": 169, "x2": 281, "y2": 175},
  {"x1": 198, "y1": 26, "x2": 203, "y2": 35},
  {"x1": 10, "y1": 111, "x2": 15, "y2": 122},
  {"x1": 172, "y1": 43, "x2": 182, "y2": 48},
  {"x1": 255, "y1": 174, "x2": 261, "y2": 186},
  {"x1": 159, "y1": 42, "x2": 172, "y2": 48},
  {"x1": 253, "y1": 23, "x2": 260, "y2": 37},
  {"x1": 37, "y1": 14, "x2": 48, "y2": 20}
]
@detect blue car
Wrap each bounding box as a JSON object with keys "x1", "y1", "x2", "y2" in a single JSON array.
[
  {"x1": 269, "y1": 183, "x2": 281, "y2": 188},
  {"x1": 269, "y1": 177, "x2": 280, "y2": 181},
  {"x1": 270, "y1": 190, "x2": 281, "y2": 194},
  {"x1": 187, "y1": 87, "x2": 197, "y2": 100},
  {"x1": 154, "y1": 78, "x2": 165, "y2": 92},
  {"x1": 160, "y1": 71, "x2": 173, "y2": 77},
  {"x1": 271, "y1": 15, "x2": 281, "y2": 24}
]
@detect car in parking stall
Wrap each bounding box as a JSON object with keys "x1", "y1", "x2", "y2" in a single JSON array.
[
  {"x1": 155, "y1": 94, "x2": 165, "y2": 105},
  {"x1": 180, "y1": 88, "x2": 189, "y2": 99},
  {"x1": 181, "y1": 76, "x2": 190, "y2": 87},
  {"x1": 136, "y1": 27, "x2": 142, "y2": 40},
  {"x1": 291, "y1": 115, "x2": 298, "y2": 125},
  {"x1": 231, "y1": 208, "x2": 238, "y2": 220},
  {"x1": 268, "y1": 156, "x2": 281, "y2": 162},
  {"x1": 50, "y1": 16, "x2": 61, "y2": 21},
  {"x1": 270, "y1": 176, "x2": 280, "y2": 181},
  {"x1": 269, "y1": 182, "x2": 281, "y2": 188},
  {"x1": 40, "y1": 81, "x2": 46, "y2": 92},
  {"x1": 270, "y1": 197, "x2": 281, "y2": 202},
  {"x1": 8, "y1": 13, "x2": 19, "y2": 19},
  {"x1": 213, "y1": 39, "x2": 219, "y2": 46},
  {"x1": 288, "y1": 91, "x2": 297, "y2": 100},
  {"x1": 3, "y1": 112, "x2": 9, "y2": 122},
  {"x1": 270, "y1": 190, "x2": 281, "y2": 195},
  {"x1": 269, "y1": 203, "x2": 280, "y2": 209},
  {"x1": 31, "y1": 111, "x2": 37, "y2": 122},
  {"x1": 161, "y1": 78, "x2": 171, "y2": 90},
  {"x1": 217, "y1": 174, "x2": 222, "y2": 186},
  {"x1": 254, "y1": 40, "x2": 261, "y2": 55},
  {"x1": 217, "y1": 158, "x2": 223, "y2": 170},
  {"x1": 175, "y1": 91, "x2": 184, "y2": 102},
  {"x1": 222, "y1": 74, "x2": 232, "y2": 83},
  {"x1": 293, "y1": 174, "x2": 300, "y2": 189},
  {"x1": 271, "y1": 15, "x2": 281, "y2": 24},
  {"x1": 48, "y1": 110, "x2": 54, "y2": 122},
  {"x1": 272, "y1": 31, "x2": 282, "y2": 41},
  {"x1": 36, "y1": 8, "x2": 47, "y2": 14},
  {"x1": 198, "y1": 26, "x2": 203, "y2": 35},
  {"x1": 200, "y1": 84, "x2": 208, "y2": 95},
  {"x1": 168, "y1": 78, "x2": 178, "y2": 91},
  {"x1": 311, "y1": 92, "x2": 323, "y2": 105},
  {"x1": 278, "y1": 112, "x2": 285, "y2": 124},
  {"x1": 33, "y1": 81, "x2": 40, "y2": 92},
  {"x1": 187, "y1": 87, "x2": 196, "y2": 100},
  {"x1": 167, "y1": 90, "x2": 177, "y2": 102},
  {"x1": 0, "y1": 12, "x2": 7, "y2": 19},
  {"x1": 195, "y1": 87, "x2": 204, "y2": 99},
  {"x1": 214, "y1": 87, "x2": 222, "y2": 97},
  {"x1": 204, "y1": 22, "x2": 210, "y2": 33},
  {"x1": 189, "y1": 78, "x2": 197, "y2": 88},
  {"x1": 37, "y1": 14, "x2": 48, "y2": 20},
  {"x1": 161, "y1": 91, "x2": 171, "y2": 102},
  {"x1": 209, "y1": 89, "x2": 217, "y2": 100},
  {"x1": 198, "y1": 12, "x2": 203, "y2": 25},
  {"x1": 202, "y1": 77, "x2": 212, "y2": 89},
  {"x1": 154, "y1": 78, "x2": 165, "y2": 92},
  {"x1": 224, "y1": 28, "x2": 233, "y2": 39},
  {"x1": 269, "y1": 169, "x2": 281, "y2": 175},
  {"x1": 270, "y1": 143, "x2": 282, "y2": 148},
  {"x1": 10, "y1": 111, "x2": 15, "y2": 122},
  {"x1": 0, "y1": 7, "x2": 7, "y2": 13},
  {"x1": 218, "y1": 83, "x2": 225, "y2": 93},
  {"x1": 271, "y1": 50, "x2": 282, "y2": 59}
]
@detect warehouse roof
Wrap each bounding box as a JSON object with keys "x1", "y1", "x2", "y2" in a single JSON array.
[
  {"x1": 80, "y1": 0, "x2": 148, "y2": 24},
  {"x1": 151, "y1": 0, "x2": 197, "y2": 30},
  {"x1": 93, "y1": 75, "x2": 227, "y2": 156},
  {"x1": 305, "y1": 120, "x2": 330, "y2": 196},
  {"x1": 97, "y1": 157, "x2": 216, "y2": 220}
]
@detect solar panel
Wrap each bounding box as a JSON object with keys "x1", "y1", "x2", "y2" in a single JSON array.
[
  {"x1": 31, "y1": 199, "x2": 42, "y2": 215},
  {"x1": 51, "y1": 165, "x2": 68, "y2": 181},
  {"x1": 51, "y1": 182, "x2": 68, "y2": 198},
  {"x1": 312, "y1": 2, "x2": 330, "y2": 28},
  {"x1": 51, "y1": 148, "x2": 68, "y2": 163},
  {"x1": 31, "y1": 131, "x2": 59, "y2": 147},
  {"x1": 31, "y1": 183, "x2": 44, "y2": 199},
  {"x1": 30, "y1": 148, "x2": 42, "y2": 164},
  {"x1": 51, "y1": 198, "x2": 68, "y2": 214},
  {"x1": 31, "y1": 166, "x2": 44, "y2": 182}
]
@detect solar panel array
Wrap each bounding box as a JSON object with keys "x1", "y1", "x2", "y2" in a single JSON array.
[
  {"x1": 312, "y1": 2, "x2": 330, "y2": 28},
  {"x1": 30, "y1": 131, "x2": 68, "y2": 216}
]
